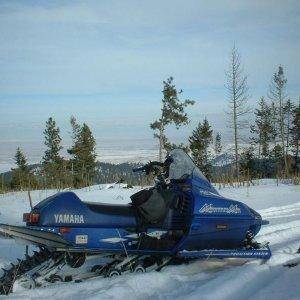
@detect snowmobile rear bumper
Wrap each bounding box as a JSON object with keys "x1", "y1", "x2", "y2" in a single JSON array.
[
  {"x1": 0, "y1": 224, "x2": 71, "y2": 249},
  {"x1": 177, "y1": 246, "x2": 272, "y2": 260}
]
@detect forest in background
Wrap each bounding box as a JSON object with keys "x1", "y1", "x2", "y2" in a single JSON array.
[{"x1": 1, "y1": 46, "x2": 299, "y2": 192}]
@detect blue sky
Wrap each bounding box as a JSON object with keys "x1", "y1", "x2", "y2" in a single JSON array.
[{"x1": 0, "y1": 0, "x2": 299, "y2": 163}]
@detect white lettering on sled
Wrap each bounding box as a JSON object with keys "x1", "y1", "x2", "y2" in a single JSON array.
[
  {"x1": 199, "y1": 203, "x2": 241, "y2": 215},
  {"x1": 54, "y1": 214, "x2": 85, "y2": 224}
]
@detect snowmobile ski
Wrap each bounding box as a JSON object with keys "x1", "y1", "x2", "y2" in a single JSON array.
[{"x1": 177, "y1": 245, "x2": 272, "y2": 260}]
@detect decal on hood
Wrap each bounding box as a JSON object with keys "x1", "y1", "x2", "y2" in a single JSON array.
[{"x1": 199, "y1": 203, "x2": 241, "y2": 215}]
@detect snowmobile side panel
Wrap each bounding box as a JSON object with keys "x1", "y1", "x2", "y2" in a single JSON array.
[
  {"x1": 176, "y1": 183, "x2": 265, "y2": 250},
  {"x1": 0, "y1": 223, "x2": 177, "y2": 254}
]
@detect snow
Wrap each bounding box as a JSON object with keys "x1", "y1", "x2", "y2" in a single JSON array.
[{"x1": 0, "y1": 181, "x2": 299, "y2": 300}]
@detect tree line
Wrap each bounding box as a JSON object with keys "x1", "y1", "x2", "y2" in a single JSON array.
[
  {"x1": 4, "y1": 46, "x2": 300, "y2": 191},
  {"x1": 10, "y1": 116, "x2": 97, "y2": 190},
  {"x1": 150, "y1": 47, "x2": 300, "y2": 182}
]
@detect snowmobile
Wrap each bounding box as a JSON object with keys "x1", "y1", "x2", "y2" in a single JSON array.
[{"x1": 0, "y1": 149, "x2": 271, "y2": 295}]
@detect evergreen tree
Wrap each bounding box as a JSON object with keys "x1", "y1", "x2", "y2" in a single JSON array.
[
  {"x1": 42, "y1": 117, "x2": 64, "y2": 187},
  {"x1": 270, "y1": 101, "x2": 279, "y2": 145},
  {"x1": 70, "y1": 115, "x2": 81, "y2": 141},
  {"x1": 240, "y1": 147, "x2": 256, "y2": 178},
  {"x1": 268, "y1": 66, "x2": 289, "y2": 177},
  {"x1": 214, "y1": 133, "x2": 222, "y2": 156},
  {"x1": 79, "y1": 123, "x2": 97, "y2": 182},
  {"x1": 283, "y1": 99, "x2": 295, "y2": 156},
  {"x1": 271, "y1": 144, "x2": 284, "y2": 176},
  {"x1": 163, "y1": 141, "x2": 189, "y2": 153},
  {"x1": 189, "y1": 118, "x2": 213, "y2": 178},
  {"x1": 15, "y1": 147, "x2": 28, "y2": 172},
  {"x1": 150, "y1": 77, "x2": 194, "y2": 161},
  {"x1": 250, "y1": 97, "x2": 273, "y2": 158},
  {"x1": 11, "y1": 147, "x2": 36, "y2": 189},
  {"x1": 68, "y1": 119, "x2": 97, "y2": 187},
  {"x1": 290, "y1": 100, "x2": 300, "y2": 159}
]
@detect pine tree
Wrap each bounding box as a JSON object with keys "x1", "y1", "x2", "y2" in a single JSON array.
[
  {"x1": 240, "y1": 147, "x2": 256, "y2": 179},
  {"x1": 11, "y1": 147, "x2": 36, "y2": 190},
  {"x1": 271, "y1": 144, "x2": 284, "y2": 176},
  {"x1": 225, "y1": 46, "x2": 251, "y2": 180},
  {"x1": 270, "y1": 101, "x2": 279, "y2": 145},
  {"x1": 68, "y1": 116, "x2": 81, "y2": 179},
  {"x1": 268, "y1": 66, "x2": 289, "y2": 177},
  {"x1": 214, "y1": 133, "x2": 222, "y2": 156},
  {"x1": 283, "y1": 99, "x2": 295, "y2": 156},
  {"x1": 290, "y1": 100, "x2": 300, "y2": 160},
  {"x1": 150, "y1": 77, "x2": 194, "y2": 161},
  {"x1": 250, "y1": 97, "x2": 273, "y2": 158},
  {"x1": 68, "y1": 119, "x2": 97, "y2": 187},
  {"x1": 189, "y1": 118, "x2": 213, "y2": 178},
  {"x1": 42, "y1": 117, "x2": 64, "y2": 187},
  {"x1": 79, "y1": 123, "x2": 97, "y2": 183},
  {"x1": 70, "y1": 115, "x2": 81, "y2": 141},
  {"x1": 15, "y1": 147, "x2": 28, "y2": 172}
]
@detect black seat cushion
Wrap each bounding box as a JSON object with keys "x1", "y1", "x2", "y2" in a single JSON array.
[
  {"x1": 131, "y1": 188, "x2": 176, "y2": 226},
  {"x1": 138, "y1": 190, "x2": 167, "y2": 224},
  {"x1": 130, "y1": 189, "x2": 153, "y2": 206},
  {"x1": 85, "y1": 202, "x2": 135, "y2": 217}
]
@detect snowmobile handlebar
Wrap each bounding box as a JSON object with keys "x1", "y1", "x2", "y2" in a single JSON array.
[
  {"x1": 132, "y1": 166, "x2": 148, "y2": 173},
  {"x1": 132, "y1": 161, "x2": 164, "y2": 175},
  {"x1": 132, "y1": 157, "x2": 173, "y2": 177}
]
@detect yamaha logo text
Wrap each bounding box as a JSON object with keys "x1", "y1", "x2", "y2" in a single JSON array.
[{"x1": 54, "y1": 214, "x2": 85, "y2": 224}]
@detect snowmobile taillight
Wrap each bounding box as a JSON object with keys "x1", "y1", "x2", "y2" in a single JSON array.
[
  {"x1": 59, "y1": 227, "x2": 71, "y2": 234},
  {"x1": 23, "y1": 213, "x2": 40, "y2": 224}
]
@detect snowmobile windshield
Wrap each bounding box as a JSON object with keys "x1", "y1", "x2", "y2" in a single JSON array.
[{"x1": 168, "y1": 149, "x2": 208, "y2": 181}]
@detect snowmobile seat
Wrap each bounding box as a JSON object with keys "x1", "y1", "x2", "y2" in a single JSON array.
[
  {"x1": 130, "y1": 188, "x2": 175, "y2": 226},
  {"x1": 85, "y1": 202, "x2": 135, "y2": 218}
]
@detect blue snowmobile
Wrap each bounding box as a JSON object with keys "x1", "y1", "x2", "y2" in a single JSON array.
[{"x1": 0, "y1": 149, "x2": 271, "y2": 294}]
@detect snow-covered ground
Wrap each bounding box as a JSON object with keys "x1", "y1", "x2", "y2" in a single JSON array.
[{"x1": 0, "y1": 180, "x2": 299, "y2": 300}]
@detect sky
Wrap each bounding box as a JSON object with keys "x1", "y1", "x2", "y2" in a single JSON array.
[{"x1": 0, "y1": 0, "x2": 299, "y2": 167}]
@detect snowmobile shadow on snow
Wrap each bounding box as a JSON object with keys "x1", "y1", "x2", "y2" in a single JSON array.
[{"x1": 0, "y1": 149, "x2": 271, "y2": 295}]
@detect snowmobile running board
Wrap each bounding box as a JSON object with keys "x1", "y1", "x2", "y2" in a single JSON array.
[{"x1": 177, "y1": 247, "x2": 272, "y2": 260}]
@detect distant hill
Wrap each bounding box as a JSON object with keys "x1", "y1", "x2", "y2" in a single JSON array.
[
  {"x1": 0, "y1": 153, "x2": 236, "y2": 186},
  {"x1": 0, "y1": 161, "x2": 146, "y2": 186}
]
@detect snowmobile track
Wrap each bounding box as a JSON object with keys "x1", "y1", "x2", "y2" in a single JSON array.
[{"x1": 0, "y1": 248, "x2": 53, "y2": 295}]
